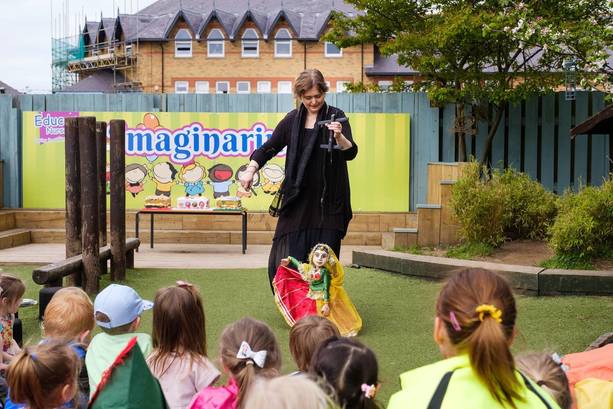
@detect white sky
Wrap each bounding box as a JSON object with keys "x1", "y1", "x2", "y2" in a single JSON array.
[{"x1": 0, "y1": 0, "x2": 157, "y2": 93}]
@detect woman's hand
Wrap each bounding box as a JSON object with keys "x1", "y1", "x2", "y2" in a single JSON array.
[
  {"x1": 325, "y1": 121, "x2": 343, "y2": 140},
  {"x1": 280, "y1": 258, "x2": 290, "y2": 266},
  {"x1": 239, "y1": 161, "x2": 259, "y2": 190}
]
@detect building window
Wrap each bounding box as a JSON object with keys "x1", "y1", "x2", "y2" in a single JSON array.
[
  {"x1": 324, "y1": 41, "x2": 342, "y2": 57},
  {"x1": 175, "y1": 81, "x2": 189, "y2": 94},
  {"x1": 216, "y1": 81, "x2": 230, "y2": 94},
  {"x1": 174, "y1": 29, "x2": 193, "y2": 58},
  {"x1": 336, "y1": 81, "x2": 350, "y2": 93},
  {"x1": 241, "y1": 28, "x2": 259, "y2": 58},
  {"x1": 274, "y1": 28, "x2": 292, "y2": 57},
  {"x1": 125, "y1": 44, "x2": 133, "y2": 57},
  {"x1": 378, "y1": 80, "x2": 393, "y2": 91},
  {"x1": 207, "y1": 28, "x2": 225, "y2": 57},
  {"x1": 277, "y1": 81, "x2": 292, "y2": 94},
  {"x1": 195, "y1": 81, "x2": 210, "y2": 94},
  {"x1": 257, "y1": 81, "x2": 271, "y2": 94},
  {"x1": 236, "y1": 81, "x2": 251, "y2": 94}
]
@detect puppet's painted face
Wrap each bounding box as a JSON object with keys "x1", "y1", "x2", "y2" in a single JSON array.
[{"x1": 312, "y1": 248, "x2": 329, "y2": 268}]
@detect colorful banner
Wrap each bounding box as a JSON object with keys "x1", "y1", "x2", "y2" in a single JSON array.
[{"x1": 22, "y1": 112, "x2": 410, "y2": 211}]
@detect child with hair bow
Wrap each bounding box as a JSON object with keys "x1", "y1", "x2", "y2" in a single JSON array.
[{"x1": 188, "y1": 317, "x2": 281, "y2": 409}]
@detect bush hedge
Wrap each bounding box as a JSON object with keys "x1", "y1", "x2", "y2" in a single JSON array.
[
  {"x1": 549, "y1": 176, "x2": 613, "y2": 260},
  {"x1": 450, "y1": 162, "x2": 558, "y2": 246}
]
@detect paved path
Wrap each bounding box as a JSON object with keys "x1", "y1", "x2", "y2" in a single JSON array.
[{"x1": 0, "y1": 243, "x2": 379, "y2": 269}]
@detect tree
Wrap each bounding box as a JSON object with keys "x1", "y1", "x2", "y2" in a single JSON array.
[{"x1": 326, "y1": 0, "x2": 613, "y2": 163}]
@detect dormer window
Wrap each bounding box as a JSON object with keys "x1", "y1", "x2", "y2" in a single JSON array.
[
  {"x1": 274, "y1": 28, "x2": 292, "y2": 58},
  {"x1": 241, "y1": 28, "x2": 259, "y2": 58},
  {"x1": 207, "y1": 29, "x2": 225, "y2": 57},
  {"x1": 175, "y1": 29, "x2": 193, "y2": 58}
]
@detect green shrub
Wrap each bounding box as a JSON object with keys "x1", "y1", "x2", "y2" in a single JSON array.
[
  {"x1": 549, "y1": 176, "x2": 613, "y2": 260},
  {"x1": 450, "y1": 162, "x2": 505, "y2": 247},
  {"x1": 451, "y1": 162, "x2": 559, "y2": 246},
  {"x1": 495, "y1": 168, "x2": 558, "y2": 240}
]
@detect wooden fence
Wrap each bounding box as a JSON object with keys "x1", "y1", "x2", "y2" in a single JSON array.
[{"x1": 1, "y1": 92, "x2": 610, "y2": 210}]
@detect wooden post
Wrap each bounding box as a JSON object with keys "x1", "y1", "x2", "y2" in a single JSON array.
[
  {"x1": 64, "y1": 117, "x2": 81, "y2": 287},
  {"x1": 78, "y1": 117, "x2": 100, "y2": 294},
  {"x1": 96, "y1": 122, "x2": 107, "y2": 247},
  {"x1": 110, "y1": 120, "x2": 126, "y2": 281}
]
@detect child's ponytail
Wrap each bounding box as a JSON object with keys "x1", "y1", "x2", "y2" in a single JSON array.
[
  {"x1": 8, "y1": 342, "x2": 79, "y2": 409},
  {"x1": 468, "y1": 305, "x2": 522, "y2": 407},
  {"x1": 436, "y1": 269, "x2": 522, "y2": 408},
  {"x1": 219, "y1": 317, "x2": 281, "y2": 409}
]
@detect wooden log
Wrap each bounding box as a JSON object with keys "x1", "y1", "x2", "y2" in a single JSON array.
[
  {"x1": 78, "y1": 117, "x2": 101, "y2": 294},
  {"x1": 32, "y1": 238, "x2": 139, "y2": 285},
  {"x1": 64, "y1": 117, "x2": 81, "y2": 287},
  {"x1": 96, "y1": 122, "x2": 107, "y2": 247},
  {"x1": 110, "y1": 120, "x2": 126, "y2": 281}
]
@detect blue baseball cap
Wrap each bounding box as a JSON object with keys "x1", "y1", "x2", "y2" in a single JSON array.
[{"x1": 94, "y1": 284, "x2": 153, "y2": 329}]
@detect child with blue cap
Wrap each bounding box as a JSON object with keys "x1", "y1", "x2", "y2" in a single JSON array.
[{"x1": 86, "y1": 284, "x2": 153, "y2": 397}]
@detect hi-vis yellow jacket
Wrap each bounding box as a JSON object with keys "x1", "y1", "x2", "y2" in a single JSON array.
[{"x1": 387, "y1": 355, "x2": 561, "y2": 409}]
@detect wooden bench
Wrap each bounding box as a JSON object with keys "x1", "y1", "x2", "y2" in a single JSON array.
[{"x1": 33, "y1": 238, "x2": 140, "y2": 287}]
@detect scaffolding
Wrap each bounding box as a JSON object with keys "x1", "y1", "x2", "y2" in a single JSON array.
[{"x1": 51, "y1": 34, "x2": 84, "y2": 92}]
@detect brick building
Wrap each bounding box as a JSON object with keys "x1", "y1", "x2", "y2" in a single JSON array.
[{"x1": 66, "y1": 0, "x2": 415, "y2": 93}]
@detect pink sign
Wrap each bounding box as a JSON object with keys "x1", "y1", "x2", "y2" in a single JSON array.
[{"x1": 34, "y1": 111, "x2": 80, "y2": 143}]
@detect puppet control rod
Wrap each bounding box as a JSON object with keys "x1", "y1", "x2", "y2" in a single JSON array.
[{"x1": 317, "y1": 114, "x2": 348, "y2": 159}]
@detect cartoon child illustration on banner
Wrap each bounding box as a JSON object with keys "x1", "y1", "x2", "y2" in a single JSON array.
[
  {"x1": 235, "y1": 164, "x2": 260, "y2": 198},
  {"x1": 125, "y1": 164, "x2": 148, "y2": 197},
  {"x1": 260, "y1": 164, "x2": 285, "y2": 194},
  {"x1": 208, "y1": 163, "x2": 234, "y2": 198},
  {"x1": 151, "y1": 162, "x2": 178, "y2": 197},
  {"x1": 180, "y1": 163, "x2": 206, "y2": 197}
]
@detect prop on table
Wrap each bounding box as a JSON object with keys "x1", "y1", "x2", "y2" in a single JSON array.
[
  {"x1": 273, "y1": 243, "x2": 362, "y2": 336},
  {"x1": 144, "y1": 195, "x2": 171, "y2": 209},
  {"x1": 215, "y1": 196, "x2": 243, "y2": 210},
  {"x1": 176, "y1": 196, "x2": 209, "y2": 210}
]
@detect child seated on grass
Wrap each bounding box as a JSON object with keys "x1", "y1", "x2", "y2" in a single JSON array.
[
  {"x1": 7, "y1": 341, "x2": 80, "y2": 409},
  {"x1": 516, "y1": 352, "x2": 571, "y2": 409},
  {"x1": 310, "y1": 336, "x2": 381, "y2": 409},
  {"x1": 6, "y1": 287, "x2": 95, "y2": 409},
  {"x1": 0, "y1": 275, "x2": 26, "y2": 368},
  {"x1": 387, "y1": 268, "x2": 561, "y2": 409},
  {"x1": 244, "y1": 375, "x2": 332, "y2": 409},
  {"x1": 189, "y1": 317, "x2": 281, "y2": 409},
  {"x1": 86, "y1": 284, "x2": 153, "y2": 396},
  {"x1": 147, "y1": 281, "x2": 220, "y2": 409},
  {"x1": 289, "y1": 315, "x2": 339, "y2": 374}
]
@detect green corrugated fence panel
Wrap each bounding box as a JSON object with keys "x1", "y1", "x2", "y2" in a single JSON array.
[
  {"x1": 574, "y1": 93, "x2": 590, "y2": 187},
  {"x1": 507, "y1": 101, "x2": 522, "y2": 170},
  {"x1": 540, "y1": 94, "x2": 556, "y2": 190},
  {"x1": 412, "y1": 92, "x2": 439, "y2": 206},
  {"x1": 524, "y1": 97, "x2": 539, "y2": 178},
  {"x1": 557, "y1": 95, "x2": 573, "y2": 193},
  {"x1": 491, "y1": 106, "x2": 506, "y2": 169},
  {"x1": 442, "y1": 104, "x2": 455, "y2": 162},
  {"x1": 352, "y1": 93, "x2": 369, "y2": 112}
]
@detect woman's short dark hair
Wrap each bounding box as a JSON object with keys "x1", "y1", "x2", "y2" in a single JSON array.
[{"x1": 293, "y1": 69, "x2": 329, "y2": 98}]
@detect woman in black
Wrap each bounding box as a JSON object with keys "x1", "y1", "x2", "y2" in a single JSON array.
[{"x1": 239, "y1": 69, "x2": 358, "y2": 289}]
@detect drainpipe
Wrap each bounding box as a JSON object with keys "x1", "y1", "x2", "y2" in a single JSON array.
[
  {"x1": 303, "y1": 42, "x2": 307, "y2": 70},
  {"x1": 159, "y1": 43, "x2": 165, "y2": 92}
]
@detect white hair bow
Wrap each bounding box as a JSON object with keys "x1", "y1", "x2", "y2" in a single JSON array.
[{"x1": 236, "y1": 341, "x2": 267, "y2": 368}]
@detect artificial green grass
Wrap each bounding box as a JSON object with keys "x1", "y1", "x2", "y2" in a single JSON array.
[{"x1": 3, "y1": 264, "x2": 612, "y2": 404}]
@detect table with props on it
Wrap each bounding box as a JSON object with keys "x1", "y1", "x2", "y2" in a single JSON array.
[{"x1": 135, "y1": 196, "x2": 248, "y2": 254}]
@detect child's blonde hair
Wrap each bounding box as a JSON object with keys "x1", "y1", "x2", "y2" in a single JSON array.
[
  {"x1": 0, "y1": 274, "x2": 26, "y2": 304},
  {"x1": 289, "y1": 315, "x2": 339, "y2": 372},
  {"x1": 220, "y1": 317, "x2": 281, "y2": 409},
  {"x1": 148, "y1": 282, "x2": 208, "y2": 377},
  {"x1": 516, "y1": 352, "x2": 571, "y2": 409},
  {"x1": 43, "y1": 287, "x2": 94, "y2": 343},
  {"x1": 7, "y1": 341, "x2": 80, "y2": 409},
  {"x1": 244, "y1": 375, "x2": 332, "y2": 409}
]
